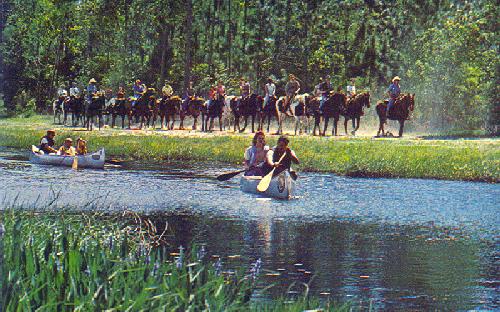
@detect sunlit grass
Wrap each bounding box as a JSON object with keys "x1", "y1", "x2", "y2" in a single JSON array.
[
  {"x1": 0, "y1": 209, "x2": 351, "y2": 311},
  {"x1": 0, "y1": 116, "x2": 498, "y2": 182}
]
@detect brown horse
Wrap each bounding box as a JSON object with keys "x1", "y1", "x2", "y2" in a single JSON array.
[
  {"x1": 110, "y1": 97, "x2": 132, "y2": 129},
  {"x1": 342, "y1": 92, "x2": 370, "y2": 135},
  {"x1": 313, "y1": 92, "x2": 347, "y2": 136},
  {"x1": 179, "y1": 96, "x2": 205, "y2": 130},
  {"x1": 376, "y1": 93, "x2": 415, "y2": 137},
  {"x1": 158, "y1": 96, "x2": 181, "y2": 130},
  {"x1": 261, "y1": 95, "x2": 280, "y2": 133},
  {"x1": 203, "y1": 94, "x2": 225, "y2": 132}
]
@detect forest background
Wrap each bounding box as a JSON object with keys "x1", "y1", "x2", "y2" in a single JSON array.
[{"x1": 0, "y1": 0, "x2": 498, "y2": 133}]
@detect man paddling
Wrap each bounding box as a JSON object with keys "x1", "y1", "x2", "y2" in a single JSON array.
[
  {"x1": 39, "y1": 130, "x2": 57, "y2": 154},
  {"x1": 264, "y1": 136, "x2": 299, "y2": 176}
]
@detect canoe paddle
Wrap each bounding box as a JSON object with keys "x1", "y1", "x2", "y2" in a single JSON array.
[
  {"x1": 216, "y1": 169, "x2": 246, "y2": 181},
  {"x1": 257, "y1": 152, "x2": 286, "y2": 192},
  {"x1": 72, "y1": 155, "x2": 78, "y2": 170}
]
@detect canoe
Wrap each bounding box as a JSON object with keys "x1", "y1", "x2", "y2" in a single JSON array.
[
  {"x1": 29, "y1": 145, "x2": 105, "y2": 169},
  {"x1": 240, "y1": 170, "x2": 296, "y2": 200}
]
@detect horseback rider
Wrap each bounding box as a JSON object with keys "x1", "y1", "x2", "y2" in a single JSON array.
[
  {"x1": 207, "y1": 85, "x2": 217, "y2": 110},
  {"x1": 69, "y1": 82, "x2": 80, "y2": 99},
  {"x1": 39, "y1": 130, "x2": 57, "y2": 154},
  {"x1": 386, "y1": 76, "x2": 401, "y2": 117},
  {"x1": 216, "y1": 80, "x2": 226, "y2": 101},
  {"x1": 346, "y1": 78, "x2": 356, "y2": 100},
  {"x1": 132, "y1": 79, "x2": 146, "y2": 107},
  {"x1": 244, "y1": 131, "x2": 270, "y2": 176},
  {"x1": 182, "y1": 81, "x2": 196, "y2": 112},
  {"x1": 284, "y1": 74, "x2": 300, "y2": 114},
  {"x1": 86, "y1": 78, "x2": 98, "y2": 103},
  {"x1": 240, "y1": 77, "x2": 250, "y2": 99},
  {"x1": 161, "y1": 80, "x2": 174, "y2": 99},
  {"x1": 319, "y1": 75, "x2": 332, "y2": 113},
  {"x1": 264, "y1": 78, "x2": 276, "y2": 108}
]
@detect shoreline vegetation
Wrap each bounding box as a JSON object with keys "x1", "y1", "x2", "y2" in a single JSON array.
[
  {"x1": 0, "y1": 209, "x2": 351, "y2": 311},
  {"x1": 0, "y1": 116, "x2": 498, "y2": 183}
]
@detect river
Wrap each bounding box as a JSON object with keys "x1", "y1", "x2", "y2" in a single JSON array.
[{"x1": 0, "y1": 147, "x2": 498, "y2": 310}]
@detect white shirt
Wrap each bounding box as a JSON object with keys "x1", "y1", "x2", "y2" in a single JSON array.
[
  {"x1": 70, "y1": 87, "x2": 80, "y2": 97},
  {"x1": 265, "y1": 83, "x2": 276, "y2": 96},
  {"x1": 347, "y1": 85, "x2": 356, "y2": 95}
]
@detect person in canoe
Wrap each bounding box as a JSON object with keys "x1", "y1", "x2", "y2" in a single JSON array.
[
  {"x1": 264, "y1": 136, "x2": 299, "y2": 176},
  {"x1": 39, "y1": 130, "x2": 58, "y2": 154},
  {"x1": 75, "y1": 137, "x2": 88, "y2": 155},
  {"x1": 58, "y1": 138, "x2": 76, "y2": 156},
  {"x1": 244, "y1": 131, "x2": 270, "y2": 176}
]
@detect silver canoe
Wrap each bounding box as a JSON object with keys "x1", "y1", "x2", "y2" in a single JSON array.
[
  {"x1": 240, "y1": 170, "x2": 296, "y2": 200},
  {"x1": 29, "y1": 145, "x2": 105, "y2": 169}
]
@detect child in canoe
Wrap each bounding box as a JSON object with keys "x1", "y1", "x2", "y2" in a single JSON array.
[{"x1": 58, "y1": 138, "x2": 76, "y2": 156}]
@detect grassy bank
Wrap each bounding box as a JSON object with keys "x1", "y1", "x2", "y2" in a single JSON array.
[
  {"x1": 0, "y1": 210, "x2": 349, "y2": 311},
  {"x1": 0, "y1": 116, "x2": 498, "y2": 182}
]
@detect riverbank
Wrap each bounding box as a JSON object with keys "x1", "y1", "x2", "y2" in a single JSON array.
[{"x1": 0, "y1": 116, "x2": 498, "y2": 182}]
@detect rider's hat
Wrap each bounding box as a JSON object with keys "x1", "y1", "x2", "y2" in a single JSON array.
[
  {"x1": 135, "y1": 79, "x2": 141, "y2": 84},
  {"x1": 392, "y1": 76, "x2": 401, "y2": 82},
  {"x1": 89, "y1": 78, "x2": 97, "y2": 84}
]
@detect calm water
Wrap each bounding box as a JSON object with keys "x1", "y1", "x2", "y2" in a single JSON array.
[{"x1": 0, "y1": 147, "x2": 498, "y2": 310}]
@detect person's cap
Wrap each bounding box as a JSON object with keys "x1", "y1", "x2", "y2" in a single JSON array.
[
  {"x1": 64, "y1": 138, "x2": 73, "y2": 142},
  {"x1": 89, "y1": 78, "x2": 97, "y2": 83},
  {"x1": 47, "y1": 129, "x2": 56, "y2": 135},
  {"x1": 392, "y1": 76, "x2": 401, "y2": 82},
  {"x1": 326, "y1": 75, "x2": 331, "y2": 79},
  {"x1": 135, "y1": 79, "x2": 141, "y2": 84}
]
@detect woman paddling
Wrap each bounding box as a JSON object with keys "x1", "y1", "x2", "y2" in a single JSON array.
[{"x1": 243, "y1": 131, "x2": 269, "y2": 176}]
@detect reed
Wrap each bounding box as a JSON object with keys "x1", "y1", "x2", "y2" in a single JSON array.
[
  {"x1": 0, "y1": 210, "x2": 351, "y2": 311},
  {"x1": 0, "y1": 116, "x2": 498, "y2": 182}
]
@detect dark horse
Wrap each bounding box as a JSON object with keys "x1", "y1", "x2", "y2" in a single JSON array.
[
  {"x1": 203, "y1": 94, "x2": 224, "y2": 132},
  {"x1": 312, "y1": 92, "x2": 347, "y2": 136},
  {"x1": 133, "y1": 88, "x2": 156, "y2": 129},
  {"x1": 110, "y1": 96, "x2": 132, "y2": 129},
  {"x1": 342, "y1": 92, "x2": 370, "y2": 135},
  {"x1": 179, "y1": 96, "x2": 205, "y2": 130},
  {"x1": 376, "y1": 93, "x2": 415, "y2": 137},
  {"x1": 236, "y1": 94, "x2": 263, "y2": 133},
  {"x1": 53, "y1": 96, "x2": 66, "y2": 124},
  {"x1": 261, "y1": 96, "x2": 280, "y2": 133},
  {"x1": 158, "y1": 96, "x2": 182, "y2": 130},
  {"x1": 68, "y1": 96, "x2": 85, "y2": 127},
  {"x1": 85, "y1": 93, "x2": 105, "y2": 130}
]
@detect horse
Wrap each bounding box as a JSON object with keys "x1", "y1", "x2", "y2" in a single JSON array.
[
  {"x1": 179, "y1": 96, "x2": 205, "y2": 130},
  {"x1": 68, "y1": 96, "x2": 85, "y2": 127},
  {"x1": 85, "y1": 93, "x2": 105, "y2": 130},
  {"x1": 133, "y1": 88, "x2": 155, "y2": 129},
  {"x1": 158, "y1": 96, "x2": 181, "y2": 130},
  {"x1": 260, "y1": 95, "x2": 280, "y2": 133},
  {"x1": 342, "y1": 92, "x2": 370, "y2": 135},
  {"x1": 277, "y1": 93, "x2": 312, "y2": 135},
  {"x1": 376, "y1": 93, "x2": 415, "y2": 137},
  {"x1": 52, "y1": 96, "x2": 66, "y2": 124},
  {"x1": 110, "y1": 96, "x2": 132, "y2": 129},
  {"x1": 202, "y1": 94, "x2": 225, "y2": 132},
  {"x1": 146, "y1": 94, "x2": 160, "y2": 129},
  {"x1": 237, "y1": 94, "x2": 263, "y2": 133},
  {"x1": 314, "y1": 92, "x2": 347, "y2": 136}
]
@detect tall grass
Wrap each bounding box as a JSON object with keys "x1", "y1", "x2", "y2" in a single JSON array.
[
  {"x1": 0, "y1": 116, "x2": 498, "y2": 182},
  {"x1": 0, "y1": 210, "x2": 351, "y2": 311}
]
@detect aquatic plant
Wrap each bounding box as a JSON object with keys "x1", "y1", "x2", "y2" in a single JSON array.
[{"x1": 0, "y1": 210, "x2": 351, "y2": 311}]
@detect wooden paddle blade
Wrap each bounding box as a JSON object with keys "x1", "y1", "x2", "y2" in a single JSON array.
[
  {"x1": 257, "y1": 168, "x2": 275, "y2": 192},
  {"x1": 72, "y1": 156, "x2": 78, "y2": 170},
  {"x1": 217, "y1": 170, "x2": 245, "y2": 181}
]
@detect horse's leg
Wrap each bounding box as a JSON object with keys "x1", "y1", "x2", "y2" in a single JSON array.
[
  {"x1": 398, "y1": 119, "x2": 405, "y2": 137},
  {"x1": 323, "y1": 117, "x2": 330, "y2": 136},
  {"x1": 251, "y1": 114, "x2": 255, "y2": 133},
  {"x1": 219, "y1": 115, "x2": 223, "y2": 131},
  {"x1": 355, "y1": 117, "x2": 360, "y2": 132},
  {"x1": 333, "y1": 117, "x2": 338, "y2": 136},
  {"x1": 344, "y1": 118, "x2": 349, "y2": 135}
]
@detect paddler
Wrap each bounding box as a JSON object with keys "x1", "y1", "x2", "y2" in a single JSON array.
[
  {"x1": 75, "y1": 137, "x2": 88, "y2": 155},
  {"x1": 39, "y1": 129, "x2": 57, "y2": 154},
  {"x1": 243, "y1": 131, "x2": 269, "y2": 176},
  {"x1": 264, "y1": 136, "x2": 299, "y2": 176},
  {"x1": 58, "y1": 138, "x2": 76, "y2": 156}
]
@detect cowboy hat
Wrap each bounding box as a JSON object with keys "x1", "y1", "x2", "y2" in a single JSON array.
[
  {"x1": 89, "y1": 78, "x2": 97, "y2": 83},
  {"x1": 392, "y1": 76, "x2": 401, "y2": 82}
]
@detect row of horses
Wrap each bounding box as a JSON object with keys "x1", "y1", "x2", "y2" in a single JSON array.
[{"x1": 53, "y1": 89, "x2": 415, "y2": 137}]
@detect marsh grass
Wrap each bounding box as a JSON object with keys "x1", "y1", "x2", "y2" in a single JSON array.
[
  {"x1": 0, "y1": 209, "x2": 351, "y2": 311},
  {"x1": 0, "y1": 116, "x2": 498, "y2": 182}
]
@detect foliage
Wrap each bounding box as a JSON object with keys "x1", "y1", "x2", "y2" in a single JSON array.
[
  {"x1": 0, "y1": 0, "x2": 497, "y2": 132},
  {"x1": 0, "y1": 210, "x2": 351, "y2": 311},
  {"x1": 0, "y1": 116, "x2": 498, "y2": 182}
]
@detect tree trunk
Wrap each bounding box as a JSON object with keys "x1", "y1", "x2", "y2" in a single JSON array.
[{"x1": 183, "y1": 0, "x2": 193, "y2": 91}]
